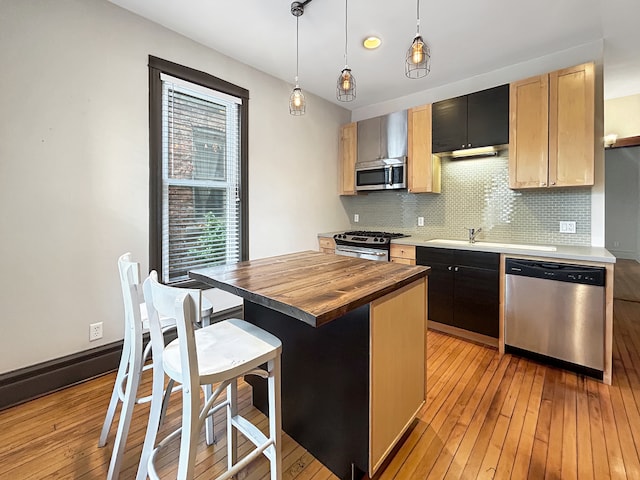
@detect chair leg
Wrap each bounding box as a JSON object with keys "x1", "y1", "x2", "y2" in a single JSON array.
[
  {"x1": 176, "y1": 382, "x2": 201, "y2": 480},
  {"x1": 106, "y1": 344, "x2": 143, "y2": 480},
  {"x1": 135, "y1": 361, "x2": 166, "y2": 480},
  {"x1": 226, "y1": 379, "x2": 238, "y2": 472},
  {"x1": 267, "y1": 356, "x2": 282, "y2": 480},
  {"x1": 99, "y1": 337, "x2": 132, "y2": 447},
  {"x1": 203, "y1": 384, "x2": 215, "y2": 445}
]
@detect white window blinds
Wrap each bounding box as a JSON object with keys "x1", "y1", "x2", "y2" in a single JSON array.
[{"x1": 160, "y1": 74, "x2": 242, "y2": 284}]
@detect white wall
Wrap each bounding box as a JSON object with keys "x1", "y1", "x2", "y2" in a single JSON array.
[
  {"x1": 605, "y1": 94, "x2": 640, "y2": 138},
  {"x1": 605, "y1": 147, "x2": 640, "y2": 260},
  {"x1": 0, "y1": 0, "x2": 350, "y2": 373}
]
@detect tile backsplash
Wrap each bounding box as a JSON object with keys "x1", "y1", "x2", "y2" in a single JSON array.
[{"x1": 341, "y1": 153, "x2": 592, "y2": 246}]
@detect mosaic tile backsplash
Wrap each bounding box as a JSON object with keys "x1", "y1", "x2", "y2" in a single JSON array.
[{"x1": 341, "y1": 153, "x2": 592, "y2": 246}]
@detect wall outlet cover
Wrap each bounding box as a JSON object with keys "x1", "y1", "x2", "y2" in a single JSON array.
[
  {"x1": 89, "y1": 322, "x2": 103, "y2": 341},
  {"x1": 417, "y1": 217, "x2": 425, "y2": 227},
  {"x1": 559, "y1": 221, "x2": 576, "y2": 234},
  {"x1": 354, "y1": 214, "x2": 359, "y2": 223}
]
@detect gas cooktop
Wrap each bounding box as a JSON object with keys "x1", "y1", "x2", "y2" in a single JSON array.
[{"x1": 333, "y1": 230, "x2": 409, "y2": 246}]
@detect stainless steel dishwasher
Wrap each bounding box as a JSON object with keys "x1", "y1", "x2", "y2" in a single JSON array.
[{"x1": 505, "y1": 258, "x2": 606, "y2": 373}]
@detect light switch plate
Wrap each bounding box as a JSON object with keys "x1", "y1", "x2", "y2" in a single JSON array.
[
  {"x1": 559, "y1": 221, "x2": 576, "y2": 233},
  {"x1": 354, "y1": 214, "x2": 359, "y2": 223},
  {"x1": 418, "y1": 217, "x2": 424, "y2": 227}
]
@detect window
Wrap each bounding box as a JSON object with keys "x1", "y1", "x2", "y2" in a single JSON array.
[{"x1": 149, "y1": 56, "x2": 248, "y2": 285}]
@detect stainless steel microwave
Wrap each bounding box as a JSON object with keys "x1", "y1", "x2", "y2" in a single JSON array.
[{"x1": 355, "y1": 157, "x2": 407, "y2": 191}]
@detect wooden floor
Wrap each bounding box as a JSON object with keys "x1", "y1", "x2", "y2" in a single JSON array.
[{"x1": 1, "y1": 261, "x2": 639, "y2": 479}]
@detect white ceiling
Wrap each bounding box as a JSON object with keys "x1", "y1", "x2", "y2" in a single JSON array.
[{"x1": 109, "y1": 0, "x2": 640, "y2": 111}]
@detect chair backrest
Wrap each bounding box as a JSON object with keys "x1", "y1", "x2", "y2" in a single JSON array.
[
  {"x1": 117, "y1": 253, "x2": 144, "y2": 349},
  {"x1": 142, "y1": 271, "x2": 202, "y2": 391}
]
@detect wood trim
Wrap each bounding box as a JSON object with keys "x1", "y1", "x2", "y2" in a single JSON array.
[
  {"x1": 499, "y1": 254, "x2": 506, "y2": 354},
  {"x1": 428, "y1": 320, "x2": 499, "y2": 348},
  {"x1": 369, "y1": 278, "x2": 427, "y2": 475},
  {"x1": 609, "y1": 135, "x2": 640, "y2": 149},
  {"x1": 0, "y1": 342, "x2": 123, "y2": 411}
]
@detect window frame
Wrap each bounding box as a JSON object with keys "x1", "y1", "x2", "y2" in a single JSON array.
[{"x1": 148, "y1": 55, "x2": 249, "y2": 286}]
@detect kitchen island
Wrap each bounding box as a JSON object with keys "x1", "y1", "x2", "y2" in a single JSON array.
[{"x1": 191, "y1": 251, "x2": 429, "y2": 480}]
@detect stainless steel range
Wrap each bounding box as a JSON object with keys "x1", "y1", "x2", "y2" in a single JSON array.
[{"x1": 333, "y1": 230, "x2": 409, "y2": 262}]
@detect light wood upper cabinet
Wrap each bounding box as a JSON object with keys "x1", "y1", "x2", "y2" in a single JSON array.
[
  {"x1": 509, "y1": 62, "x2": 595, "y2": 189},
  {"x1": 549, "y1": 63, "x2": 595, "y2": 187},
  {"x1": 339, "y1": 122, "x2": 357, "y2": 195},
  {"x1": 408, "y1": 104, "x2": 441, "y2": 194}
]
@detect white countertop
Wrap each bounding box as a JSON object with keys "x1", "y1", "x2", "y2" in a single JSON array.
[
  {"x1": 318, "y1": 232, "x2": 616, "y2": 264},
  {"x1": 395, "y1": 237, "x2": 616, "y2": 264}
]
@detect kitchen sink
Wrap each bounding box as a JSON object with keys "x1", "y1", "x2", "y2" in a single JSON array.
[{"x1": 424, "y1": 239, "x2": 557, "y2": 252}]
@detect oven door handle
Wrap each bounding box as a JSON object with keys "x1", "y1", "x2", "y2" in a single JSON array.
[{"x1": 337, "y1": 248, "x2": 386, "y2": 256}]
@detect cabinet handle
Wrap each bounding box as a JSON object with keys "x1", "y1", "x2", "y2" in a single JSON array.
[
  {"x1": 541, "y1": 182, "x2": 547, "y2": 186},
  {"x1": 467, "y1": 143, "x2": 471, "y2": 147},
  {"x1": 448, "y1": 266, "x2": 452, "y2": 271},
  {"x1": 454, "y1": 266, "x2": 459, "y2": 272},
  {"x1": 551, "y1": 181, "x2": 556, "y2": 185},
  {"x1": 461, "y1": 144, "x2": 465, "y2": 148}
]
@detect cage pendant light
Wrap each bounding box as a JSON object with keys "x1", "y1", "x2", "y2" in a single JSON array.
[
  {"x1": 290, "y1": 3, "x2": 306, "y2": 115},
  {"x1": 337, "y1": 0, "x2": 356, "y2": 101},
  {"x1": 406, "y1": 0, "x2": 431, "y2": 79}
]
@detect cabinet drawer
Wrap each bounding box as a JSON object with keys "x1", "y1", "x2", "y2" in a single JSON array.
[
  {"x1": 390, "y1": 257, "x2": 415, "y2": 265},
  {"x1": 390, "y1": 244, "x2": 416, "y2": 260},
  {"x1": 416, "y1": 246, "x2": 454, "y2": 265},
  {"x1": 318, "y1": 237, "x2": 336, "y2": 251}
]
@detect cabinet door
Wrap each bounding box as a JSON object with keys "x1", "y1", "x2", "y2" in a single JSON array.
[
  {"x1": 408, "y1": 104, "x2": 441, "y2": 193},
  {"x1": 426, "y1": 263, "x2": 455, "y2": 325},
  {"x1": 549, "y1": 62, "x2": 595, "y2": 187},
  {"x1": 432, "y1": 96, "x2": 467, "y2": 153},
  {"x1": 339, "y1": 122, "x2": 357, "y2": 195},
  {"x1": 509, "y1": 75, "x2": 550, "y2": 189},
  {"x1": 467, "y1": 84, "x2": 509, "y2": 149},
  {"x1": 453, "y1": 266, "x2": 500, "y2": 338}
]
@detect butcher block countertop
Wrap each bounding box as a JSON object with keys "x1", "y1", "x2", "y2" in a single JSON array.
[{"x1": 190, "y1": 250, "x2": 429, "y2": 327}]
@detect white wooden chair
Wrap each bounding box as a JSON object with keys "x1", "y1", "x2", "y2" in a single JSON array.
[
  {"x1": 98, "y1": 253, "x2": 215, "y2": 480},
  {"x1": 137, "y1": 271, "x2": 282, "y2": 480}
]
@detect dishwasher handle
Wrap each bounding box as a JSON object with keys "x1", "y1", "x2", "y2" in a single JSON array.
[{"x1": 505, "y1": 258, "x2": 605, "y2": 286}]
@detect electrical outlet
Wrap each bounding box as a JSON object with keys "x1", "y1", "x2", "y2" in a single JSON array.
[
  {"x1": 89, "y1": 322, "x2": 103, "y2": 341},
  {"x1": 417, "y1": 216, "x2": 425, "y2": 227},
  {"x1": 354, "y1": 213, "x2": 359, "y2": 223},
  {"x1": 559, "y1": 221, "x2": 576, "y2": 234},
  {"x1": 614, "y1": 241, "x2": 620, "y2": 248}
]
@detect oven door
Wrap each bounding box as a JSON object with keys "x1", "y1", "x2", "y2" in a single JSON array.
[{"x1": 335, "y1": 244, "x2": 389, "y2": 262}]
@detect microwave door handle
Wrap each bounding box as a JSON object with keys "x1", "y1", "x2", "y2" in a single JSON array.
[{"x1": 386, "y1": 166, "x2": 392, "y2": 186}]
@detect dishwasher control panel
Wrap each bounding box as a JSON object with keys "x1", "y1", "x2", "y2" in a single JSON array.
[{"x1": 505, "y1": 259, "x2": 605, "y2": 287}]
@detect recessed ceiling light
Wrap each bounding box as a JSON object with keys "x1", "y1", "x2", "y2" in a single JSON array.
[{"x1": 363, "y1": 36, "x2": 381, "y2": 50}]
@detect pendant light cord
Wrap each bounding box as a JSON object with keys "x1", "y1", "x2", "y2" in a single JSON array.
[
  {"x1": 416, "y1": 0, "x2": 421, "y2": 34},
  {"x1": 296, "y1": 15, "x2": 300, "y2": 84},
  {"x1": 344, "y1": 0, "x2": 348, "y2": 66}
]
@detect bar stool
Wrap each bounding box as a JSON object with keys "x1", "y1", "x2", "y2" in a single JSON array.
[
  {"x1": 98, "y1": 253, "x2": 214, "y2": 480},
  {"x1": 137, "y1": 271, "x2": 282, "y2": 480}
]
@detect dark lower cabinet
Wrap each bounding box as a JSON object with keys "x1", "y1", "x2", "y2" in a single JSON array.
[{"x1": 417, "y1": 247, "x2": 499, "y2": 338}]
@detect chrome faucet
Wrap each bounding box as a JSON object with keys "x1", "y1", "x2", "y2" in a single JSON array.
[{"x1": 467, "y1": 227, "x2": 482, "y2": 243}]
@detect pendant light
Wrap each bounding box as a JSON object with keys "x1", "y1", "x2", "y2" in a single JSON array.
[
  {"x1": 289, "y1": 2, "x2": 306, "y2": 115},
  {"x1": 336, "y1": 0, "x2": 356, "y2": 101},
  {"x1": 405, "y1": 0, "x2": 431, "y2": 79}
]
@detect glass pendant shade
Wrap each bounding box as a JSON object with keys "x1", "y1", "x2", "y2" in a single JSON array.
[
  {"x1": 405, "y1": 34, "x2": 430, "y2": 78},
  {"x1": 289, "y1": 86, "x2": 305, "y2": 115},
  {"x1": 337, "y1": 67, "x2": 356, "y2": 102}
]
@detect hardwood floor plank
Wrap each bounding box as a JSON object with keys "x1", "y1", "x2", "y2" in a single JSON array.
[
  {"x1": 597, "y1": 377, "x2": 628, "y2": 479},
  {"x1": 544, "y1": 366, "x2": 566, "y2": 480},
  {"x1": 509, "y1": 364, "x2": 546, "y2": 479},
  {"x1": 561, "y1": 372, "x2": 578, "y2": 480},
  {"x1": 576, "y1": 375, "x2": 595, "y2": 480},
  {"x1": 458, "y1": 356, "x2": 521, "y2": 479}
]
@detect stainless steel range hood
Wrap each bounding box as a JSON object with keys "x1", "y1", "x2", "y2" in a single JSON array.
[{"x1": 357, "y1": 110, "x2": 408, "y2": 164}]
